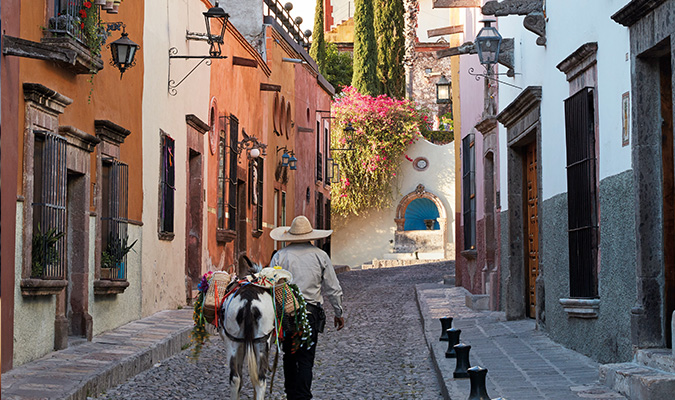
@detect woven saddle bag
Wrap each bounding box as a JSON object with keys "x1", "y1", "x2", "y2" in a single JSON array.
[{"x1": 203, "y1": 271, "x2": 231, "y2": 325}]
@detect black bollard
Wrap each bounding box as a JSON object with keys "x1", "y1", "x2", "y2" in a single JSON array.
[
  {"x1": 453, "y1": 343, "x2": 471, "y2": 378},
  {"x1": 445, "y1": 328, "x2": 461, "y2": 358},
  {"x1": 439, "y1": 317, "x2": 453, "y2": 341},
  {"x1": 467, "y1": 366, "x2": 490, "y2": 400}
]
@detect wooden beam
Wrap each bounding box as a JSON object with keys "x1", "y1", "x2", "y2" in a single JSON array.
[
  {"x1": 1, "y1": 35, "x2": 76, "y2": 65},
  {"x1": 260, "y1": 83, "x2": 281, "y2": 92},
  {"x1": 427, "y1": 25, "x2": 464, "y2": 38},
  {"x1": 232, "y1": 56, "x2": 258, "y2": 68},
  {"x1": 297, "y1": 127, "x2": 314, "y2": 133}
]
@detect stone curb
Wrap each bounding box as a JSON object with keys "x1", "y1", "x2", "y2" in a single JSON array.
[{"x1": 414, "y1": 285, "x2": 452, "y2": 400}]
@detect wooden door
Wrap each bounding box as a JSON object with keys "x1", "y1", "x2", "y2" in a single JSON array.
[
  {"x1": 660, "y1": 55, "x2": 674, "y2": 348},
  {"x1": 525, "y1": 141, "x2": 540, "y2": 319}
]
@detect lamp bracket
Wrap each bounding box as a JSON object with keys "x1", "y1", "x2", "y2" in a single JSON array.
[
  {"x1": 104, "y1": 22, "x2": 125, "y2": 33},
  {"x1": 168, "y1": 47, "x2": 227, "y2": 96},
  {"x1": 237, "y1": 135, "x2": 267, "y2": 156},
  {"x1": 467, "y1": 67, "x2": 522, "y2": 89}
]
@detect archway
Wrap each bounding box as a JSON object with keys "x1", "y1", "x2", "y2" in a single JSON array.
[{"x1": 394, "y1": 184, "x2": 448, "y2": 256}]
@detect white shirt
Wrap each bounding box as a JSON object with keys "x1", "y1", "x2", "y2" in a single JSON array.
[{"x1": 270, "y1": 242, "x2": 344, "y2": 318}]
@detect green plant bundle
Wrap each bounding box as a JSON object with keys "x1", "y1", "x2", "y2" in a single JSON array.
[
  {"x1": 101, "y1": 232, "x2": 137, "y2": 269},
  {"x1": 32, "y1": 224, "x2": 65, "y2": 278}
]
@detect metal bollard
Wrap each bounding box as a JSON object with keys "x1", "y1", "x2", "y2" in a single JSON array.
[
  {"x1": 445, "y1": 328, "x2": 461, "y2": 358},
  {"x1": 453, "y1": 343, "x2": 471, "y2": 378},
  {"x1": 467, "y1": 366, "x2": 490, "y2": 400},
  {"x1": 439, "y1": 317, "x2": 453, "y2": 341}
]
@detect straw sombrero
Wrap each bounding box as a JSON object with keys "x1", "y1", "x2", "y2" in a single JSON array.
[{"x1": 270, "y1": 215, "x2": 332, "y2": 242}]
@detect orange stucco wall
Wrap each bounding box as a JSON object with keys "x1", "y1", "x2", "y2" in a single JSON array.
[{"x1": 17, "y1": 3, "x2": 144, "y2": 221}]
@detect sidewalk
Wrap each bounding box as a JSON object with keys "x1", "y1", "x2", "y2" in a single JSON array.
[
  {"x1": 1, "y1": 309, "x2": 193, "y2": 400},
  {"x1": 415, "y1": 282, "x2": 627, "y2": 400}
]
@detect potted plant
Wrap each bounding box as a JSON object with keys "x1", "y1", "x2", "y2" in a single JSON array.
[
  {"x1": 101, "y1": 233, "x2": 137, "y2": 279},
  {"x1": 31, "y1": 225, "x2": 65, "y2": 278}
]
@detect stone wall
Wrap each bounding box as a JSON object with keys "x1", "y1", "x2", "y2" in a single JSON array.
[{"x1": 411, "y1": 51, "x2": 453, "y2": 130}]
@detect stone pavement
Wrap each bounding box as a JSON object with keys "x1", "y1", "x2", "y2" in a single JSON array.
[
  {"x1": 1, "y1": 309, "x2": 194, "y2": 400},
  {"x1": 415, "y1": 282, "x2": 628, "y2": 400}
]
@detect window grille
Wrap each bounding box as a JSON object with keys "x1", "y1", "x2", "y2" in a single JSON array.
[
  {"x1": 217, "y1": 129, "x2": 227, "y2": 229},
  {"x1": 101, "y1": 158, "x2": 130, "y2": 281},
  {"x1": 564, "y1": 87, "x2": 598, "y2": 298},
  {"x1": 252, "y1": 158, "x2": 264, "y2": 232},
  {"x1": 462, "y1": 134, "x2": 476, "y2": 250},
  {"x1": 316, "y1": 192, "x2": 324, "y2": 248},
  {"x1": 159, "y1": 133, "x2": 175, "y2": 234},
  {"x1": 228, "y1": 116, "x2": 239, "y2": 231},
  {"x1": 32, "y1": 131, "x2": 67, "y2": 279},
  {"x1": 317, "y1": 153, "x2": 323, "y2": 181},
  {"x1": 317, "y1": 121, "x2": 322, "y2": 181},
  {"x1": 325, "y1": 126, "x2": 330, "y2": 185}
]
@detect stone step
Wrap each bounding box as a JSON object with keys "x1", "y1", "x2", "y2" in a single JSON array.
[
  {"x1": 600, "y1": 362, "x2": 675, "y2": 400},
  {"x1": 381, "y1": 252, "x2": 445, "y2": 260},
  {"x1": 635, "y1": 348, "x2": 675, "y2": 373}
]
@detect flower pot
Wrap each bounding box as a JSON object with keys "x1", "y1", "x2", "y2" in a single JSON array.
[
  {"x1": 94, "y1": 0, "x2": 106, "y2": 5},
  {"x1": 107, "y1": 4, "x2": 119, "y2": 13},
  {"x1": 102, "y1": 0, "x2": 113, "y2": 10}
]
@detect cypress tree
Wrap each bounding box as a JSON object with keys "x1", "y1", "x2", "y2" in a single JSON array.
[
  {"x1": 351, "y1": 0, "x2": 378, "y2": 96},
  {"x1": 309, "y1": 0, "x2": 326, "y2": 74},
  {"x1": 374, "y1": 0, "x2": 405, "y2": 98}
]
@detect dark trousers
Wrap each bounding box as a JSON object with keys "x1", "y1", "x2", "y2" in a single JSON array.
[{"x1": 282, "y1": 306, "x2": 321, "y2": 400}]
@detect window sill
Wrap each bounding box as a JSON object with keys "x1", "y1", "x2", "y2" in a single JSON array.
[
  {"x1": 40, "y1": 36, "x2": 103, "y2": 75},
  {"x1": 460, "y1": 249, "x2": 477, "y2": 260},
  {"x1": 217, "y1": 229, "x2": 236, "y2": 243},
  {"x1": 158, "y1": 232, "x2": 175, "y2": 241},
  {"x1": 94, "y1": 279, "x2": 130, "y2": 295},
  {"x1": 20, "y1": 278, "x2": 68, "y2": 296},
  {"x1": 559, "y1": 298, "x2": 600, "y2": 319}
]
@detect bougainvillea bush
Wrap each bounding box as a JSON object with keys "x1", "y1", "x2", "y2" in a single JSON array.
[{"x1": 330, "y1": 86, "x2": 431, "y2": 216}]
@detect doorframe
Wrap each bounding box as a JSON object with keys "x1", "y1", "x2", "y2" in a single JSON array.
[{"x1": 496, "y1": 87, "x2": 543, "y2": 322}]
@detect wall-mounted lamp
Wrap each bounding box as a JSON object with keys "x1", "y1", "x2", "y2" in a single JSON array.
[
  {"x1": 475, "y1": 19, "x2": 502, "y2": 70},
  {"x1": 276, "y1": 146, "x2": 297, "y2": 170},
  {"x1": 168, "y1": 2, "x2": 230, "y2": 95},
  {"x1": 238, "y1": 135, "x2": 267, "y2": 159},
  {"x1": 436, "y1": 75, "x2": 451, "y2": 104},
  {"x1": 102, "y1": 22, "x2": 140, "y2": 79},
  {"x1": 330, "y1": 122, "x2": 356, "y2": 152}
]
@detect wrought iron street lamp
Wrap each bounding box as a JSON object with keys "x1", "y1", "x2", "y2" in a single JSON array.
[
  {"x1": 436, "y1": 75, "x2": 451, "y2": 104},
  {"x1": 475, "y1": 19, "x2": 502, "y2": 69},
  {"x1": 109, "y1": 27, "x2": 139, "y2": 78},
  {"x1": 203, "y1": 2, "x2": 230, "y2": 57}
]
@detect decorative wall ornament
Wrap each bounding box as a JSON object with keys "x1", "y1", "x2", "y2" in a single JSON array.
[{"x1": 482, "y1": 0, "x2": 547, "y2": 46}]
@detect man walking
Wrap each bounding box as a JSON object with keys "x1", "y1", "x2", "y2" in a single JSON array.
[{"x1": 270, "y1": 215, "x2": 345, "y2": 400}]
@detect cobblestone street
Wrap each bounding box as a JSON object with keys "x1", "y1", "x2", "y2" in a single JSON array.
[{"x1": 91, "y1": 264, "x2": 447, "y2": 400}]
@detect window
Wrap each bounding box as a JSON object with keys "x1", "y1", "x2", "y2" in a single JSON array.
[
  {"x1": 159, "y1": 132, "x2": 175, "y2": 237},
  {"x1": 217, "y1": 128, "x2": 227, "y2": 229},
  {"x1": 228, "y1": 116, "x2": 239, "y2": 231},
  {"x1": 316, "y1": 192, "x2": 325, "y2": 249},
  {"x1": 316, "y1": 121, "x2": 323, "y2": 181},
  {"x1": 250, "y1": 158, "x2": 264, "y2": 234},
  {"x1": 564, "y1": 87, "x2": 598, "y2": 298},
  {"x1": 324, "y1": 125, "x2": 330, "y2": 185},
  {"x1": 48, "y1": 0, "x2": 95, "y2": 44},
  {"x1": 101, "y1": 158, "x2": 130, "y2": 281},
  {"x1": 280, "y1": 191, "x2": 287, "y2": 250},
  {"x1": 31, "y1": 131, "x2": 67, "y2": 279},
  {"x1": 462, "y1": 134, "x2": 476, "y2": 250}
]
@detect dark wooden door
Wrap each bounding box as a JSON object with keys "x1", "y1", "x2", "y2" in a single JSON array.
[
  {"x1": 526, "y1": 141, "x2": 540, "y2": 319},
  {"x1": 661, "y1": 55, "x2": 674, "y2": 348},
  {"x1": 186, "y1": 150, "x2": 202, "y2": 291}
]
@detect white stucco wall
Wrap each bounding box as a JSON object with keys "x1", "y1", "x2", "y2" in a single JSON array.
[
  {"x1": 13, "y1": 202, "x2": 56, "y2": 366},
  {"x1": 418, "y1": 0, "x2": 451, "y2": 43},
  {"x1": 332, "y1": 138, "x2": 455, "y2": 268},
  {"x1": 140, "y1": 0, "x2": 211, "y2": 317},
  {"x1": 497, "y1": 0, "x2": 631, "y2": 206},
  {"x1": 90, "y1": 221, "x2": 143, "y2": 335}
]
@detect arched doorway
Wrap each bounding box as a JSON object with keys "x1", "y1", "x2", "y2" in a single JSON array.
[{"x1": 394, "y1": 184, "x2": 448, "y2": 257}]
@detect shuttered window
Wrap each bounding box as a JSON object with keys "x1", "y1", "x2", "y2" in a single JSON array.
[
  {"x1": 159, "y1": 133, "x2": 175, "y2": 235},
  {"x1": 250, "y1": 158, "x2": 264, "y2": 233},
  {"x1": 228, "y1": 116, "x2": 239, "y2": 231},
  {"x1": 217, "y1": 128, "x2": 227, "y2": 230},
  {"x1": 564, "y1": 87, "x2": 598, "y2": 298},
  {"x1": 462, "y1": 133, "x2": 476, "y2": 250}
]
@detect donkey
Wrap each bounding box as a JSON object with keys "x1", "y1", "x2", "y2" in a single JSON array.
[{"x1": 218, "y1": 263, "x2": 276, "y2": 400}]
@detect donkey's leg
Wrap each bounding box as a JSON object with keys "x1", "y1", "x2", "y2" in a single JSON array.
[
  {"x1": 228, "y1": 342, "x2": 245, "y2": 400},
  {"x1": 252, "y1": 341, "x2": 270, "y2": 400}
]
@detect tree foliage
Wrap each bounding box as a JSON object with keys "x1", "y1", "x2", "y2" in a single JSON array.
[
  {"x1": 309, "y1": 0, "x2": 326, "y2": 74},
  {"x1": 330, "y1": 87, "x2": 431, "y2": 216},
  {"x1": 374, "y1": 0, "x2": 405, "y2": 98},
  {"x1": 324, "y1": 42, "x2": 353, "y2": 94},
  {"x1": 351, "y1": 0, "x2": 378, "y2": 96}
]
